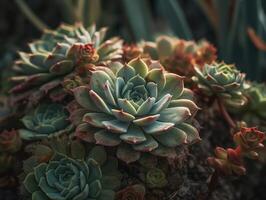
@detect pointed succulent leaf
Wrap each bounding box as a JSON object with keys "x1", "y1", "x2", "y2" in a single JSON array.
[{"x1": 128, "y1": 57, "x2": 148, "y2": 78}]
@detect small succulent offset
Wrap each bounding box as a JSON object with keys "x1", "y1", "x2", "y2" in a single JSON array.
[
  {"x1": 10, "y1": 24, "x2": 123, "y2": 104},
  {"x1": 208, "y1": 127, "x2": 265, "y2": 176},
  {"x1": 19, "y1": 104, "x2": 73, "y2": 140},
  {"x1": 72, "y1": 57, "x2": 200, "y2": 163},
  {"x1": 122, "y1": 44, "x2": 143, "y2": 63},
  {"x1": 207, "y1": 147, "x2": 246, "y2": 176},
  {"x1": 141, "y1": 36, "x2": 217, "y2": 78},
  {"x1": 22, "y1": 138, "x2": 122, "y2": 200},
  {"x1": 193, "y1": 62, "x2": 245, "y2": 99},
  {"x1": 116, "y1": 184, "x2": 146, "y2": 200},
  {"x1": 146, "y1": 168, "x2": 168, "y2": 188},
  {"x1": 234, "y1": 127, "x2": 265, "y2": 159}
]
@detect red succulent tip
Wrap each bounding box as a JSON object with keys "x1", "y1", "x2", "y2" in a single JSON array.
[{"x1": 234, "y1": 127, "x2": 265, "y2": 151}]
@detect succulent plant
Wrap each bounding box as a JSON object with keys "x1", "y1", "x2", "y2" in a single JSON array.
[
  {"x1": 207, "y1": 147, "x2": 246, "y2": 176},
  {"x1": 208, "y1": 127, "x2": 265, "y2": 176},
  {"x1": 72, "y1": 58, "x2": 200, "y2": 163},
  {"x1": 141, "y1": 36, "x2": 217, "y2": 78},
  {"x1": 10, "y1": 24, "x2": 123, "y2": 104},
  {"x1": 193, "y1": 62, "x2": 246, "y2": 100},
  {"x1": 116, "y1": 184, "x2": 145, "y2": 200},
  {"x1": 22, "y1": 136, "x2": 121, "y2": 200},
  {"x1": 19, "y1": 104, "x2": 73, "y2": 140},
  {"x1": 145, "y1": 168, "x2": 168, "y2": 188},
  {"x1": 0, "y1": 129, "x2": 21, "y2": 153},
  {"x1": 234, "y1": 127, "x2": 265, "y2": 159},
  {"x1": 244, "y1": 82, "x2": 266, "y2": 120},
  {"x1": 122, "y1": 44, "x2": 143, "y2": 63},
  {"x1": 23, "y1": 150, "x2": 121, "y2": 200}
]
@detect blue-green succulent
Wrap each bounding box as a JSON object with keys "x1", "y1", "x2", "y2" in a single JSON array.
[
  {"x1": 10, "y1": 24, "x2": 123, "y2": 104},
  {"x1": 23, "y1": 144, "x2": 121, "y2": 200},
  {"x1": 71, "y1": 58, "x2": 200, "y2": 163},
  {"x1": 19, "y1": 104, "x2": 73, "y2": 140},
  {"x1": 193, "y1": 62, "x2": 245, "y2": 98}
]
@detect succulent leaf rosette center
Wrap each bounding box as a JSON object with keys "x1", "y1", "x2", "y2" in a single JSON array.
[
  {"x1": 73, "y1": 58, "x2": 200, "y2": 163},
  {"x1": 68, "y1": 43, "x2": 99, "y2": 64}
]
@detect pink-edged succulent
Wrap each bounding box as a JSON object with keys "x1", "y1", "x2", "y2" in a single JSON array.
[
  {"x1": 207, "y1": 147, "x2": 246, "y2": 176},
  {"x1": 10, "y1": 24, "x2": 123, "y2": 105},
  {"x1": 234, "y1": 127, "x2": 265, "y2": 159},
  {"x1": 208, "y1": 127, "x2": 265, "y2": 176},
  {"x1": 70, "y1": 57, "x2": 200, "y2": 163}
]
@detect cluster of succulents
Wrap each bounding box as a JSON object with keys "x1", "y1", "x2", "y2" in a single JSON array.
[
  {"x1": 1, "y1": 23, "x2": 266, "y2": 199},
  {"x1": 9, "y1": 24, "x2": 123, "y2": 105},
  {"x1": 141, "y1": 36, "x2": 217, "y2": 78},
  {"x1": 208, "y1": 127, "x2": 265, "y2": 176}
]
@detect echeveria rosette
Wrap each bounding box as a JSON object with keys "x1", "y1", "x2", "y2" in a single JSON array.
[
  {"x1": 10, "y1": 24, "x2": 123, "y2": 104},
  {"x1": 193, "y1": 62, "x2": 245, "y2": 100},
  {"x1": 23, "y1": 146, "x2": 121, "y2": 200},
  {"x1": 234, "y1": 127, "x2": 265, "y2": 159},
  {"x1": 19, "y1": 104, "x2": 73, "y2": 140},
  {"x1": 72, "y1": 58, "x2": 200, "y2": 163}
]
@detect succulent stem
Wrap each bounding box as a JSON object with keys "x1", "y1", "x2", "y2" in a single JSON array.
[{"x1": 217, "y1": 98, "x2": 236, "y2": 129}]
